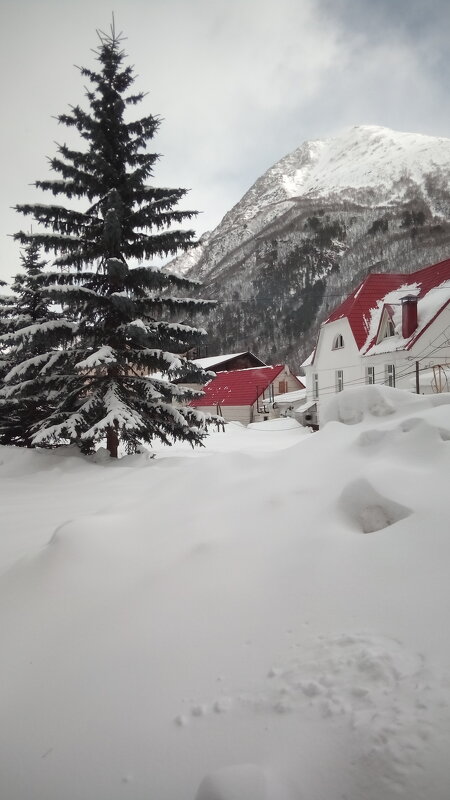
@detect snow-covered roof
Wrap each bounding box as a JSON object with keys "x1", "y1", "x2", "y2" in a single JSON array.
[
  {"x1": 193, "y1": 352, "x2": 247, "y2": 369},
  {"x1": 190, "y1": 365, "x2": 285, "y2": 407},
  {"x1": 273, "y1": 388, "x2": 306, "y2": 405},
  {"x1": 323, "y1": 257, "x2": 450, "y2": 356},
  {"x1": 193, "y1": 351, "x2": 265, "y2": 370},
  {"x1": 296, "y1": 399, "x2": 317, "y2": 413},
  {"x1": 301, "y1": 351, "x2": 315, "y2": 368}
]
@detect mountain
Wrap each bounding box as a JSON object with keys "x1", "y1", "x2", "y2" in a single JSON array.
[{"x1": 169, "y1": 126, "x2": 450, "y2": 370}]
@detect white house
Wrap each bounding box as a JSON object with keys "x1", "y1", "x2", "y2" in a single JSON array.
[{"x1": 301, "y1": 257, "x2": 450, "y2": 427}]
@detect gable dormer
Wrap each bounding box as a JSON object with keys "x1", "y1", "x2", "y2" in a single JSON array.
[{"x1": 376, "y1": 304, "x2": 396, "y2": 344}]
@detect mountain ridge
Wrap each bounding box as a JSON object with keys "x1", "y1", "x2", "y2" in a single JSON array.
[{"x1": 170, "y1": 126, "x2": 450, "y2": 369}]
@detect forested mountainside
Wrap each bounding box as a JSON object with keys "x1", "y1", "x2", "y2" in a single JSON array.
[{"x1": 168, "y1": 126, "x2": 450, "y2": 371}]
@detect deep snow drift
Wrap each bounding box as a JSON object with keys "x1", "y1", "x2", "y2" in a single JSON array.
[{"x1": 1, "y1": 386, "x2": 450, "y2": 800}]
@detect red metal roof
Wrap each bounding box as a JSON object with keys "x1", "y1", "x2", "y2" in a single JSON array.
[
  {"x1": 324, "y1": 257, "x2": 450, "y2": 350},
  {"x1": 190, "y1": 365, "x2": 285, "y2": 407}
]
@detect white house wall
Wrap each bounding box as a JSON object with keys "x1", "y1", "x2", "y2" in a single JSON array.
[
  {"x1": 201, "y1": 405, "x2": 253, "y2": 425},
  {"x1": 304, "y1": 318, "x2": 362, "y2": 408}
]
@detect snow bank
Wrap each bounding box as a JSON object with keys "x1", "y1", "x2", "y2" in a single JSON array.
[
  {"x1": 1, "y1": 386, "x2": 450, "y2": 799},
  {"x1": 195, "y1": 764, "x2": 294, "y2": 800},
  {"x1": 247, "y1": 417, "x2": 303, "y2": 432},
  {"x1": 320, "y1": 383, "x2": 450, "y2": 426}
]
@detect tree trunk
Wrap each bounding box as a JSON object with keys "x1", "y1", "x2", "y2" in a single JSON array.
[{"x1": 106, "y1": 424, "x2": 119, "y2": 458}]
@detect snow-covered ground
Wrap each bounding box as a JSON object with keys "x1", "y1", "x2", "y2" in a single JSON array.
[{"x1": 1, "y1": 386, "x2": 450, "y2": 800}]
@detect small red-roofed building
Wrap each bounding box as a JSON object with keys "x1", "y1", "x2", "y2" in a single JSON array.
[
  {"x1": 190, "y1": 364, "x2": 305, "y2": 425},
  {"x1": 301, "y1": 257, "x2": 450, "y2": 426}
]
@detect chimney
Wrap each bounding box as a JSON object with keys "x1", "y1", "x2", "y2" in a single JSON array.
[{"x1": 401, "y1": 295, "x2": 418, "y2": 338}]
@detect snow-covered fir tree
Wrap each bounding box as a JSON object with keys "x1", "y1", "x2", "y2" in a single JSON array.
[
  {"x1": 0, "y1": 279, "x2": 14, "y2": 387},
  {"x1": 13, "y1": 23, "x2": 213, "y2": 457},
  {"x1": 0, "y1": 241, "x2": 60, "y2": 447}
]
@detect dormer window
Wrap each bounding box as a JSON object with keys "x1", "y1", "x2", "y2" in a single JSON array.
[
  {"x1": 385, "y1": 319, "x2": 395, "y2": 338},
  {"x1": 333, "y1": 334, "x2": 344, "y2": 350},
  {"x1": 376, "y1": 305, "x2": 397, "y2": 344}
]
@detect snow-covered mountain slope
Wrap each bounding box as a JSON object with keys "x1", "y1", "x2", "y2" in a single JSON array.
[
  {"x1": 164, "y1": 231, "x2": 212, "y2": 276},
  {"x1": 281, "y1": 125, "x2": 450, "y2": 204},
  {"x1": 169, "y1": 126, "x2": 450, "y2": 368},
  {"x1": 1, "y1": 386, "x2": 450, "y2": 799}
]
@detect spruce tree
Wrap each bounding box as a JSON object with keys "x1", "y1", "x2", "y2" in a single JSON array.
[
  {"x1": 0, "y1": 279, "x2": 13, "y2": 387},
  {"x1": 0, "y1": 242, "x2": 60, "y2": 446},
  {"x1": 13, "y1": 23, "x2": 213, "y2": 457}
]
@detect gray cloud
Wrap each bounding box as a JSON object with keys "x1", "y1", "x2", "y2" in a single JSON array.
[{"x1": 1, "y1": 0, "x2": 450, "y2": 282}]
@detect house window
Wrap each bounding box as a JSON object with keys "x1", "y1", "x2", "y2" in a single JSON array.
[
  {"x1": 333, "y1": 334, "x2": 344, "y2": 349},
  {"x1": 385, "y1": 364, "x2": 396, "y2": 387},
  {"x1": 278, "y1": 380, "x2": 288, "y2": 394},
  {"x1": 386, "y1": 320, "x2": 395, "y2": 337},
  {"x1": 313, "y1": 373, "x2": 319, "y2": 400},
  {"x1": 335, "y1": 370, "x2": 344, "y2": 392},
  {"x1": 379, "y1": 318, "x2": 395, "y2": 342},
  {"x1": 366, "y1": 366, "x2": 375, "y2": 384}
]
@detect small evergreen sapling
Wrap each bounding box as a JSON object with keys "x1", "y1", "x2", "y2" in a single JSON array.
[{"x1": 14, "y1": 23, "x2": 214, "y2": 457}]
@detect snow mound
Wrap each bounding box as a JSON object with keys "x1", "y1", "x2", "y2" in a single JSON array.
[
  {"x1": 355, "y1": 415, "x2": 449, "y2": 467},
  {"x1": 339, "y1": 478, "x2": 412, "y2": 533},
  {"x1": 0, "y1": 443, "x2": 86, "y2": 477},
  {"x1": 321, "y1": 384, "x2": 402, "y2": 425},
  {"x1": 247, "y1": 418, "x2": 303, "y2": 432},
  {"x1": 320, "y1": 384, "x2": 450, "y2": 426},
  {"x1": 195, "y1": 764, "x2": 294, "y2": 800}
]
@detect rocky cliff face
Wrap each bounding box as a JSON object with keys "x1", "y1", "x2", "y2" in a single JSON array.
[{"x1": 169, "y1": 126, "x2": 450, "y2": 370}]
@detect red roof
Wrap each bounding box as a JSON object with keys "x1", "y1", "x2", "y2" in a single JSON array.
[
  {"x1": 190, "y1": 365, "x2": 285, "y2": 407},
  {"x1": 324, "y1": 256, "x2": 450, "y2": 350}
]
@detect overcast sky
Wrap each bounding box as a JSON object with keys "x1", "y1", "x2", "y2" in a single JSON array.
[{"x1": 1, "y1": 0, "x2": 450, "y2": 283}]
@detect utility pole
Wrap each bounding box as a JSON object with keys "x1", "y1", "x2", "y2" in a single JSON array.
[{"x1": 416, "y1": 361, "x2": 420, "y2": 394}]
